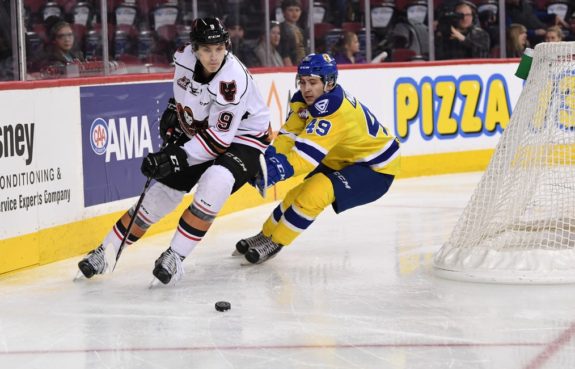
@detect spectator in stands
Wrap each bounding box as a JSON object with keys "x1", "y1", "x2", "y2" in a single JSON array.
[
  {"x1": 506, "y1": 23, "x2": 528, "y2": 57},
  {"x1": 278, "y1": 0, "x2": 307, "y2": 66},
  {"x1": 505, "y1": 0, "x2": 566, "y2": 46},
  {"x1": 435, "y1": 0, "x2": 490, "y2": 60},
  {"x1": 226, "y1": 17, "x2": 259, "y2": 67},
  {"x1": 477, "y1": 2, "x2": 500, "y2": 55},
  {"x1": 254, "y1": 21, "x2": 284, "y2": 67},
  {"x1": 41, "y1": 19, "x2": 85, "y2": 76},
  {"x1": 544, "y1": 25, "x2": 563, "y2": 42},
  {"x1": 332, "y1": 31, "x2": 366, "y2": 64}
]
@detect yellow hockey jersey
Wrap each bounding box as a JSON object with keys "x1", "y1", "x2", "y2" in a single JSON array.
[{"x1": 274, "y1": 85, "x2": 400, "y2": 177}]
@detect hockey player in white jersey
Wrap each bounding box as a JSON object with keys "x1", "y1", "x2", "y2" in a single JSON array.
[{"x1": 77, "y1": 17, "x2": 271, "y2": 284}]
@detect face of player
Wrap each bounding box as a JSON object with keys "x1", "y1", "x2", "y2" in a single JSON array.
[
  {"x1": 54, "y1": 25, "x2": 74, "y2": 52},
  {"x1": 298, "y1": 75, "x2": 328, "y2": 105},
  {"x1": 196, "y1": 43, "x2": 227, "y2": 74}
]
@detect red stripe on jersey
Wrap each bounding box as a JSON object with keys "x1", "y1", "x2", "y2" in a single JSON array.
[
  {"x1": 177, "y1": 225, "x2": 202, "y2": 241},
  {"x1": 235, "y1": 135, "x2": 268, "y2": 149},
  {"x1": 194, "y1": 134, "x2": 218, "y2": 157},
  {"x1": 206, "y1": 128, "x2": 230, "y2": 147}
]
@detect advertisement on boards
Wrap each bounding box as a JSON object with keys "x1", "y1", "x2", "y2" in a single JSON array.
[
  {"x1": 0, "y1": 88, "x2": 83, "y2": 239},
  {"x1": 336, "y1": 63, "x2": 525, "y2": 156},
  {"x1": 80, "y1": 82, "x2": 171, "y2": 207}
]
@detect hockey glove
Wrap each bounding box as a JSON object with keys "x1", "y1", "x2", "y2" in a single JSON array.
[
  {"x1": 141, "y1": 144, "x2": 189, "y2": 179},
  {"x1": 160, "y1": 98, "x2": 181, "y2": 142},
  {"x1": 252, "y1": 146, "x2": 294, "y2": 190}
]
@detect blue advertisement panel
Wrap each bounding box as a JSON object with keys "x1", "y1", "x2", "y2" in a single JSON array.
[{"x1": 80, "y1": 82, "x2": 171, "y2": 207}]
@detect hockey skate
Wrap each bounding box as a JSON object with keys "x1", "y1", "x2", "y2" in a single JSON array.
[
  {"x1": 151, "y1": 248, "x2": 184, "y2": 286},
  {"x1": 233, "y1": 231, "x2": 270, "y2": 256},
  {"x1": 77, "y1": 245, "x2": 109, "y2": 279},
  {"x1": 244, "y1": 238, "x2": 282, "y2": 264}
]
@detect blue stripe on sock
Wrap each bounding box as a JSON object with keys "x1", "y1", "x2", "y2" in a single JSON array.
[
  {"x1": 272, "y1": 205, "x2": 283, "y2": 222},
  {"x1": 284, "y1": 206, "x2": 314, "y2": 231}
]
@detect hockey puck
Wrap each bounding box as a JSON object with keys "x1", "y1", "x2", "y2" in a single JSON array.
[{"x1": 215, "y1": 301, "x2": 231, "y2": 312}]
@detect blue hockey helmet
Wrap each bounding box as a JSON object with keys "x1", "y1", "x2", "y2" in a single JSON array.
[{"x1": 297, "y1": 53, "x2": 338, "y2": 87}]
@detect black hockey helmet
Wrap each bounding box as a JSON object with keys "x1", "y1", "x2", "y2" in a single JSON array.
[{"x1": 190, "y1": 17, "x2": 230, "y2": 49}]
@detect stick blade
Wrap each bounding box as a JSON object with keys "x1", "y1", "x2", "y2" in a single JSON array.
[{"x1": 257, "y1": 154, "x2": 268, "y2": 198}]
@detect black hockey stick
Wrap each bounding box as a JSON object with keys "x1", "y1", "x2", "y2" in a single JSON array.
[
  {"x1": 112, "y1": 129, "x2": 181, "y2": 271},
  {"x1": 112, "y1": 175, "x2": 153, "y2": 271}
]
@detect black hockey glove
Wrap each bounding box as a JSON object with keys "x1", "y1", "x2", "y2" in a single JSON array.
[
  {"x1": 141, "y1": 144, "x2": 189, "y2": 179},
  {"x1": 160, "y1": 98, "x2": 180, "y2": 142}
]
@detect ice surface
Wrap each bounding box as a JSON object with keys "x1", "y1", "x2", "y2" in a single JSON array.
[{"x1": 1, "y1": 173, "x2": 575, "y2": 369}]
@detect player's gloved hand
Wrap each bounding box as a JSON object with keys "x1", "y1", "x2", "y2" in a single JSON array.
[
  {"x1": 251, "y1": 146, "x2": 294, "y2": 190},
  {"x1": 160, "y1": 98, "x2": 181, "y2": 143},
  {"x1": 141, "y1": 144, "x2": 189, "y2": 179}
]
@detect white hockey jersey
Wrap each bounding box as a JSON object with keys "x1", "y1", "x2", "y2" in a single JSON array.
[{"x1": 172, "y1": 44, "x2": 271, "y2": 166}]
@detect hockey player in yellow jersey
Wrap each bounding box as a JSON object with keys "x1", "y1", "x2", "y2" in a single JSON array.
[{"x1": 236, "y1": 53, "x2": 401, "y2": 264}]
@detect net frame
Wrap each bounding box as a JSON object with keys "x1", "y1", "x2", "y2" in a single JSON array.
[{"x1": 433, "y1": 42, "x2": 575, "y2": 284}]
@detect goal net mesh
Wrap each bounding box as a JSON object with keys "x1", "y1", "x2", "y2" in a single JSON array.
[{"x1": 433, "y1": 42, "x2": 575, "y2": 283}]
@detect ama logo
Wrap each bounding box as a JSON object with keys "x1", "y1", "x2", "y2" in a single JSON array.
[{"x1": 89, "y1": 115, "x2": 154, "y2": 162}]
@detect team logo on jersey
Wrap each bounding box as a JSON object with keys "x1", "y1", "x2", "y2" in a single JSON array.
[
  {"x1": 314, "y1": 99, "x2": 329, "y2": 114},
  {"x1": 297, "y1": 107, "x2": 308, "y2": 120},
  {"x1": 220, "y1": 80, "x2": 237, "y2": 102},
  {"x1": 89, "y1": 118, "x2": 108, "y2": 155},
  {"x1": 177, "y1": 76, "x2": 190, "y2": 90},
  {"x1": 176, "y1": 103, "x2": 208, "y2": 136}
]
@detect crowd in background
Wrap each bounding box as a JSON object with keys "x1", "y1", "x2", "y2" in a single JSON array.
[{"x1": 0, "y1": 0, "x2": 574, "y2": 81}]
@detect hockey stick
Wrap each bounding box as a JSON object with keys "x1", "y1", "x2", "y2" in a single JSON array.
[
  {"x1": 113, "y1": 129, "x2": 181, "y2": 271},
  {"x1": 112, "y1": 176, "x2": 152, "y2": 271},
  {"x1": 256, "y1": 153, "x2": 268, "y2": 198}
]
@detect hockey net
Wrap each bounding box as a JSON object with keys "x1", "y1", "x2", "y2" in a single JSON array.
[{"x1": 433, "y1": 42, "x2": 575, "y2": 283}]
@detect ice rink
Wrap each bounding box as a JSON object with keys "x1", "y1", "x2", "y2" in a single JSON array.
[{"x1": 1, "y1": 172, "x2": 575, "y2": 369}]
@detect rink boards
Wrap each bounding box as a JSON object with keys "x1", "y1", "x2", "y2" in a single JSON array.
[{"x1": 0, "y1": 59, "x2": 524, "y2": 274}]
